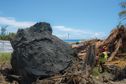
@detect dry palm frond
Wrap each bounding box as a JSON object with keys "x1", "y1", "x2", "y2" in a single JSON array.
[
  {"x1": 120, "y1": 2, "x2": 126, "y2": 8},
  {"x1": 119, "y1": 10, "x2": 126, "y2": 18}
]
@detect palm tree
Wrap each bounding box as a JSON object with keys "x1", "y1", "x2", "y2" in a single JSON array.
[
  {"x1": 119, "y1": 0, "x2": 126, "y2": 25},
  {"x1": 0, "y1": 25, "x2": 8, "y2": 36}
]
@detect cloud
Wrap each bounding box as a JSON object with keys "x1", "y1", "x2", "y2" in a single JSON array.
[
  {"x1": 53, "y1": 26, "x2": 89, "y2": 34},
  {"x1": 53, "y1": 26, "x2": 104, "y2": 39},
  {"x1": 0, "y1": 16, "x2": 35, "y2": 27},
  {"x1": 0, "y1": 16, "x2": 104, "y2": 39}
]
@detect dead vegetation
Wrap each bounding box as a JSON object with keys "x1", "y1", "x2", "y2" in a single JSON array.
[{"x1": 101, "y1": 25, "x2": 126, "y2": 61}]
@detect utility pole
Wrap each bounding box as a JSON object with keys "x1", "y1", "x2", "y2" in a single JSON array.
[{"x1": 68, "y1": 33, "x2": 70, "y2": 39}]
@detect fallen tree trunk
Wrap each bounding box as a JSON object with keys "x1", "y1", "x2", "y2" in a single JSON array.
[
  {"x1": 108, "y1": 39, "x2": 122, "y2": 61},
  {"x1": 85, "y1": 45, "x2": 96, "y2": 68},
  {"x1": 84, "y1": 45, "x2": 96, "y2": 77}
]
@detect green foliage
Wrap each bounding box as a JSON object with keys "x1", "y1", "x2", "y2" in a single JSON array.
[
  {"x1": 119, "y1": 1, "x2": 126, "y2": 25},
  {"x1": 120, "y1": 2, "x2": 126, "y2": 8},
  {"x1": 119, "y1": 10, "x2": 126, "y2": 18},
  {"x1": 0, "y1": 25, "x2": 16, "y2": 40},
  {"x1": 0, "y1": 53, "x2": 11, "y2": 64},
  {"x1": 0, "y1": 26, "x2": 8, "y2": 36},
  {"x1": 91, "y1": 67, "x2": 100, "y2": 76},
  {"x1": 0, "y1": 32, "x2": 16, "y2": 40}
]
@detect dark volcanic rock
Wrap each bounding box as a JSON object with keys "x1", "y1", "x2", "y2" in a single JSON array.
[
  {"x1": 106, "y1": 65, "x2": 126, "y2": 81},
  {"x1": 10, "y1": 22, "x2": 75, "y2": 83}
]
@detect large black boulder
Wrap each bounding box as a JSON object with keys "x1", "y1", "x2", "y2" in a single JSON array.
[{"x1": 10, "y1": 22, "x2": 75, "y2": 83}]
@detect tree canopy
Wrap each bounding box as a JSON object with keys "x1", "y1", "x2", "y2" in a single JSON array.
[{"x1": 0, "y1": 26, "x2": 16, "y2": 40}]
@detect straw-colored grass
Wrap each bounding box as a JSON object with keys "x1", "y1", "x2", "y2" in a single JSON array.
[{"x1": 0, "y1": 52, "x2": 11, "y2": 64}]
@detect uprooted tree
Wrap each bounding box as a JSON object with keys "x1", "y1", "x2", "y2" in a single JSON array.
[{"x1": 101, "y1": 25, "x2": 126, "y2": 61}]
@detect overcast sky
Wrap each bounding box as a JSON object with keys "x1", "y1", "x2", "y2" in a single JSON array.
[{"x1": 0, "y1": 0, "x2": 122, "y2": 39}]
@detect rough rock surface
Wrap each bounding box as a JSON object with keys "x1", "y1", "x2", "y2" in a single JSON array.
[
  {"x1": 10, "y1": 22, "x2": 75, "y2": 83},
  {"x1": 106, "y1": 64, "x2": 126, "y2": 81}
]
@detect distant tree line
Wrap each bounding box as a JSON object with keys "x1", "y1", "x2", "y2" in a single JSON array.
[
  {"x1": 0, "y1": 33, "x2": 16, "y2": 40},
  {"x1": 0, "y1": 26, "x2": 16, "y2": 40}
]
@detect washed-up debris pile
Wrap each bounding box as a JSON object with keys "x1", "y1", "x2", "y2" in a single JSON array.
[
  {"x1": 72, "y1": 25, "x2": 126, "y2": 82},
  {"x1": 72, "y1": 39, "x2": 102, "y2": 60},
  {"x1": 100, "y1": 25, "x2": 126, "y2": 80}
]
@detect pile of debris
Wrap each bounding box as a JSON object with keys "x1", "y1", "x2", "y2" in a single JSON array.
[
  {"x1": 72, "y1": 39, "x2": 102, "y2": 60},
  {"x1": 72, "y1": 25, "x2": 126, "y2": 81},
  {"x1": 101, "y1": 25, "x2": 126, "y2": 61},
  {"x1": 100, "y1": 25, "x2": 126, "y2": 80},
  {"x1": 31, "y1": 45, "x2": 96, "y2": 84}
]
